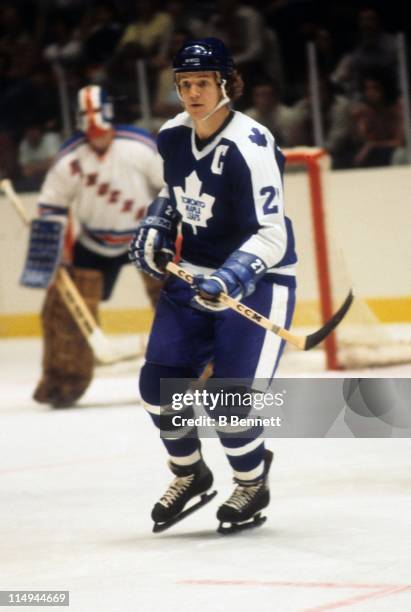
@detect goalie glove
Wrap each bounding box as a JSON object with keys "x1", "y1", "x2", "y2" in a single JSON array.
[
  {"x1": 191, "y1": 251, "x2": 267, "y2": 312},
  {"x1": 128, "y1": 197, "x2": 177, "y2": 280}
]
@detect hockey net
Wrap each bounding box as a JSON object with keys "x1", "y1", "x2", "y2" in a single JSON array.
[{"x1": 283, "y1": 147, "x2": 411, "y2": 370}]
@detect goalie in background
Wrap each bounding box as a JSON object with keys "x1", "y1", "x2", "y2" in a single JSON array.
[{"x1": 27, "y1": 84, "x2": 164, "y2": 408}]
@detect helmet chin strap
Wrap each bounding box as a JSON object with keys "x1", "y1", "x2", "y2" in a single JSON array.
[
  {"x1": 201, "y1": 79, "x2": 230, "y2": 122},
  {"x1": 175, "y1": 78, "x2": 230, "y2": 123}
]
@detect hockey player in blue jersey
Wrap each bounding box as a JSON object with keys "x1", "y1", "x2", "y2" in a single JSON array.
[{"x1": 129, "y1": 38, "x2": 297, "y2": 533}]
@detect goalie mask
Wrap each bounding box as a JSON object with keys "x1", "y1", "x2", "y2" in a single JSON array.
[{"x1": 77, "y1": 85, "x2": 113, "y2": 139}]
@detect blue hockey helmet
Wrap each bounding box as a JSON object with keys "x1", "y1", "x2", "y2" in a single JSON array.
[
  {"x1": 77, "y1": 85, "x2": 113, "y2": 137},
  {"x1": 173, "y1": 38, "x2": 234, "y2": 78}
]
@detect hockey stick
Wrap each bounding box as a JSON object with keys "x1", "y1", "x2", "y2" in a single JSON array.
[
  {"x1": 166, "y1": 261, "x2": 353, "y2": 351},
  {"x1": 1, "y1": 178, "x2": 143, "y2": 365}
]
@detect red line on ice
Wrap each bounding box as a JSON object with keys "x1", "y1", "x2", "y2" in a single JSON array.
[{"x1": 178, "y1": 580, "x2": 411, "y2": 611}]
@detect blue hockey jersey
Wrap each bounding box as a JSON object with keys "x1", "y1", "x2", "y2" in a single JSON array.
[{"x1": 157, "y1": 110, "x2": 297, "y2": 279}]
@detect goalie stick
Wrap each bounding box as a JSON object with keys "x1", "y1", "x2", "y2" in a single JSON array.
[
  {"x1": 166, "y1": 261, "x2": 353, "y2": 352},
  {"x1": 1, "y1": 178, "x2": 143, "y2": 365}
]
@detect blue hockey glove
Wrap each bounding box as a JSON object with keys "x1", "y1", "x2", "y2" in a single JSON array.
[
  {"x1": 191, "y1": 251, "x2": 267, "y2": 312},
  {"x1": 129, "y1": 197, "x2": 177, "y2": 280}
]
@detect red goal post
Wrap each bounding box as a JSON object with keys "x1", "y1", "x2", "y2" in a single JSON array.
[{"x1": 283, "y1": 147, "x2": 339, "y2": 370}]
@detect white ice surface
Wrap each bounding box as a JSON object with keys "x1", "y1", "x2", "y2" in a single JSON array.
[{"x1": 1, "y1": 338, "x2": 411, "y2": 612}]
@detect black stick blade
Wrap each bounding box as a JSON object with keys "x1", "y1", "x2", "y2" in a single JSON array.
[{"x1": 304, "y1": 290, "x2": 354, "y2": 350}]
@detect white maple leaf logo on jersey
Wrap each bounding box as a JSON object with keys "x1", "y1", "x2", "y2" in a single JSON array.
[{"x1": 173, "y1": 171, "x2": 215, "y2": 235}]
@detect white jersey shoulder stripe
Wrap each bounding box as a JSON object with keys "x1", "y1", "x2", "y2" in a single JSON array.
[
  {"x1": 56, "y1": 134, "x2": 87, "y2": 160},
  {"x1": 159, "y1": 111, "x2": 192, "y2": 133},
  {"x1": 114, "y1": 129, "x2": 157, "y2": 151}
]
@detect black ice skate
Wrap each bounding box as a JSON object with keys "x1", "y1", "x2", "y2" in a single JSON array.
[
  {"x1": 152, "y1": 459, "x2": 216, "y2": 533},
  {"x1": 217, "y1": 449, "x2": 273, "y2": 535}
]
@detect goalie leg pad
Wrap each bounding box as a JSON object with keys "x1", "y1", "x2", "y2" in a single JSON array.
[{"x1": 33, "y1": 268, "x2": 103, "y2": 407}]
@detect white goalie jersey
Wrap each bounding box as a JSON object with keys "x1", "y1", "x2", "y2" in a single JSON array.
[{"x1": 38, "y1": 125, "x2": 164, "y2": 257}]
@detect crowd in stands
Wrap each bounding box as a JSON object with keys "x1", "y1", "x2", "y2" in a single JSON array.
[{"x1": 0, "y1": 0, "x2": 410, "y2": 190}]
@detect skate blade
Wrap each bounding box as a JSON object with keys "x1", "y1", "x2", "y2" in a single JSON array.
[
  {"x1": 153, "y1": 490, "x2": 217, "y2": 533},
  {"x1": 217, "y1": 512, "x2": 267, "y2": 535}
]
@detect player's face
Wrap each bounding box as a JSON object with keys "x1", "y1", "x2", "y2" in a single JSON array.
[{"x1": 177, "y1": 72, "x2": 221, "y2": 119}]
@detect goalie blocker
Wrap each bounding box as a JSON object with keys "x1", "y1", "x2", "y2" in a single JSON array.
[{"x1": 20, "y1": 218, "x2": 64, "y2": 289}]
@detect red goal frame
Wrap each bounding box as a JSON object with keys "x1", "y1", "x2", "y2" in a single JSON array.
[{"x1": 285, "y1": 148, "x2": 340, "y2": 370}]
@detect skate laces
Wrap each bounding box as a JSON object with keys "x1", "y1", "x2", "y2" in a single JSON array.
[
  {"x1": 159, "y1": 474, "x2": 195, "y2": 508},
  {"x1": 224, "y1": 482, "x2": 263, "y2": 510}
]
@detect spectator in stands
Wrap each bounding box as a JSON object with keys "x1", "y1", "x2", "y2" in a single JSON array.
[
  {"x1": 164, "y1": 1, "x2": 203, "y2": 41},
  {"x1": 287, "y1": 75, "x2": 352, "y2": 168},
  {"x1": 0, "y1": 4, "x2": 30, "y2": 53},
  {"x1": 312, "y1": 26, "x2": 340, "y2": 78},
  {"x1": 0, "y1": 51, "x2": 12, "y2": 109},
  {"x1": 331, "y1": 7, "x2": 397, "y2": 98},
  {"x1": 17, "y1": 124, "x2": 61, "y2": 191},
  {"x1": 0, "y1": 131, "x2": 17, "y2": 180},
  {"x1": 116, "y1": 0, "x2": 172, "y2": 66},
  {"x1": 29, "y1": 63, "x2": 62, "y2": 131},
  {"x1": 82, "y1": 1, "x2": 123, "y2": 80},
  {"x1": 0, "y1": 60, "x2": 60, "y2": 143},
  {"x1": 46, "y1": 0, "x2": 86, "y2": 24},
  {"x1": 348, "y1": 70, "x2": 404, "y2": 168},
  {"x1": 0, "y1": 4, "x2": 36, "y2": 80},
  {"x1": 263, "y1": 0, "x2": 321, "y2": 103},
  {"x1": 152, "y1": 29, "x2": 190, "y2": 127},
  {"x1": 43, "y1": 13, "x2": 82, "y2": 65},
  {"x1": 136, "y1": 1, "x2": 202, "y2": 74},
  {"x1": 244, "y1": 78, "x2": 293, "y2": 146},
  {"x1": 202, "y1": 0, "x2": 283, "y2": 105}
]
